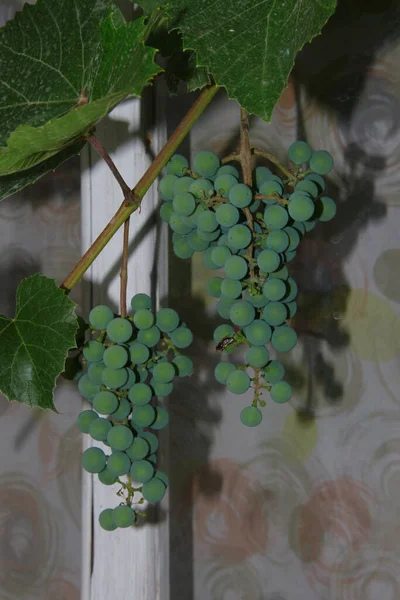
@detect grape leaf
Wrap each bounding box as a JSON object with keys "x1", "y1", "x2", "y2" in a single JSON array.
[
  {"x1": 0, "y1": 275, "x2": 78, "y2": 410},
  {"x1": 0, "y1": 0, "x2": 161, "y2": 177},
  {"x1": 139, "y1": 0, "x2": 337, "y2": 120},
  {"x1": 0, "y1": 141, "x2": 84, "y2": 202}
]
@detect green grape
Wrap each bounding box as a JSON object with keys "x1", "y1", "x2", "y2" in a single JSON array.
[
  {"x1": 159, "y1": 201, "x2": 174, "y2": 224},
  {"x1": 123, "y1": 369, "x2": 139, "y2": 390},
  {"x1": 240, "y1": 406, "x2": 262, "y2": 427},
  {"x1": 169, "y1": 212, "x2": 194, "y2": 235},
  {"x1": 106, "y1": 318, "x2": 133, "y2": 343},
  {"x1": 89, "y1": 305, "x2": 114, "y2": 330},
  {"x1": 228, "y1": 224, "x2": 252, "y2": 250},
  {"x1": 141, "y1": 432, "x2": 159, "y2": 454},
  {"x1": 216, "y1": 165, "x2": 240, "y2": 179},
  {"x1": 230, "y1": 301, "x2": 255, "y2": 327},
  {"x1": 316, "y1": 196, "x2": 336, "y2": 222},
  {"x1": 211, "y1": 245, "x2": 231, "y2": 267},
  {"x1": 244, "y1": 320, "x2": 272, "y2": 346},
  {"x1": 172, "y1": 355, "x2": 193, "y2": 377},
  {"x1": 246, "y1": 346, "x2": 270, "y2": 368},
  {"x1": 83, "y1": 340, "x2": 105, "y2": 363},
  {"x1": 173, "y1": 176, "x2": 194, "y2": 194},
  {"x1": 216, "y1": 297, "x2": 236, "y2": 319},
  {"x1": 214, "y1": 174, "x2": 238, "y2": 198},
  {"x1": 197, "y1": 210, "x2": 218, "y2": 232},
  {"x1": 271, "y1": 325, "x2": 297, "y2": 352},
  {"x1": 263, "y1": 360, "x2": 285, "y2": 383},
  {"x1": 150, "y1": 378, "x2": 173, "y2": 397},
  {"x1": 107, "y1": 451, "x2": 131, "y2": 476},
  {"x1": 213, "y1": 324, "x2": 235, "y2": 343},
  {"x1": 263, "y1": 278, "x2": 286, "y2": 301},
  {"x1": 101, "y1": 367, "x2": 128, "y2": 389},
  {"x1": 305, "y1": 172, "x2": 325, "y2": 191},
  {"x1": 128, "y1": 383, "x2": 152, "y2": 406},
  {"x1": 259, "y1": 179, "x2": 283, "y2": 200},
  {"x1": 172, "y1": 192, "x2": 196, "y2": 216},
  {"x1": 130, "y1": 459, "x2": 154, "y2": 483},
  {"x1": 82, "y1": 447, "x2": 106, "y2": 474},
  {"x1": 98, "y1": 469, "x2": 117, "y2": 486},
  {"x1": 107, "y1": 424, "x2": 134, "y2": 451},
  {"x1": 263, "y1": 205, "x2": 289, "y2": 230},
  {"x1": 99, "y1": 508, "x2": 117, "y2": 531},
  {"x1": 207, "y1": 277, "x2": 223, "y2": 298},
  {"x1": 215, "y1": 203, "x2": 240, "y2": 227},
  {"x1": 166, "y1": 154, "x2": 188, "y2": 176},
  {"x1": 135, "y1": 366, "x2": 149, "y2": 383},
  {"x1": 250, "y1": 198, "x2": 261, "y2": 213},
  {"x1": 129, "y1": 342, "x2": 150, "y2": 365},
  {"x1": 138, "y1": 326, "x2": 161, "y2": 348},
  {"x1": 269, "y1": 266, "x2": 289, "y2": 280},
  {"x1": 150, "y1": 406, "x2": 169, "y2": 430},
  {"x1": 292, "y1": 220, "x2": 306, "y2": 235},
  {"x1": 126, "y1": 437, "x2": 150, "y2": 461},
  {"x1": 284, "y1": 250, "x2": 297, "y2": 263},
  {"x1": 131, "y1": 293, "x2": 151, "y2": 311},
  {"x1": 142, "y1": 478, "x2": 166, "y2": 503},
  {"x1": 255, "y1": 166, "x2": 273, "y2": 187},
  {"x1": 77, "y1": 409, "x2": 98, "y2": 433},
  {"x1": 286, "y1": 301, "x2": 297, "y2": 318},
  {"x1": 103, "y1": 345, "x2": 128, "y2": 370},
  {"x1": 266, "y1": 230, "x2": 289, "y2": 252},
  {"x1": 148, "y1": 453, "x2": 157, "y2": 464},
  {"x1": 310, "y1": 150, "x2": 334, "y2": 175},
  {"x1": 197, "y1": 227, "x2": 221, "y2": 242},
  {"x1": 170, "y1": 326, "x2": 193, "y2": 348},
  {"x1": 89, "y1": 417, "x2": 113, "y2": 441},
  {"x1": 303, "y1": 219, "x2": 317, "y2": 232},
  {"x1": 133, "y1": 309, "x2": 154, "y2": 331},
  {"x1": 193, "y1": 151, "x2": 220, "y2": 178},
  {"x1": 189, "y1": 204, "x2": 206, "y2": 226},
  {"x1": 112, "y1": 398, "x2": 132, "y2": 420},
  {"x1": 262, "y1": 302, "x2": 287, "y2": 326},
  {"x1": 224, "y1": 255, "x2": 248, "y2": 280},
  {"x1": 159, "y1": 174, "x2": 178, "y2": 200},
  {"x1": 244, "y1": 290, "x2": 268, "y2": 307},
  {"x1": 156, "y1": 308, "x2": 180, "y2": 332},
  {"x1": 283, "y1": 226, "x2": 301, "y2": 251},
  {"x1": 296, "y1": 179, "x2": 319, "y2": 198},
  {"x1": 220, "y1": 278, "x2": 242, "y2": 299},
  {"x1": 288, "y1": 141, "x2": 312, "y2": 164},
  {"x1": 288, "y1": 192, "x2": 315, "y2": 222},
  {"x1": 152, "y1": 362, "x2": 175, "y2": 383},
  {"x1": 189, "y1": 178, "x2": 214, "y2": 199},
  {"x1": 155, "y1": 470, "x2": 169, "y2": 486},
  {"x1": 132, "y1": 405, "x2": 156, "y2": 427},
  {"x1": 78, "y1": 375, "x2": 101, "y2": 400},
  {"x1": 186, "y1": 230, "x2": 209, "y2": 252},
  {"x1": 257, "y1": 249, "x2": 281, "y2": 273},
  {"x1": 88, "y1": 362, "x2": 106, "y2": 385},
  {"x1": 229, "y1": 183, "x2": 252, "y2": 207},
  {"x1": 284, "y1": 277, "x2": 298, "y2": 302},
  {"x1": 214, "y1": 361, "x2": 236, "y2": 384},
  {"x1": 113, "y1": 505, "x2": 135, "y2": 528},
  {"x1": 226, "y1": 370, "x2": 251, "y2": 394},
  {"x1": 271, "y1": 381, "x2": 292, "y2": 403}
]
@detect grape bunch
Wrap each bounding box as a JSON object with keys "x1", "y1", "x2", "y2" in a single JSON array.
[
  {"x1": 159, "y1": 142, "x2": 336, "y2": 427},
  {"x1": 76, "y1": 294, "x2": 193, "y2": 531}
]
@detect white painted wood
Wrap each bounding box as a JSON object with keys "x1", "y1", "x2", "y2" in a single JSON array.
[{"x1": 80, "y1": 90, "x2": 169, "y2": 599}]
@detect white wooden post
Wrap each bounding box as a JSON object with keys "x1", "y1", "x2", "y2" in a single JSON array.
[{"x1": 80, "y1": 89, "x2": 169, "y2": 598}]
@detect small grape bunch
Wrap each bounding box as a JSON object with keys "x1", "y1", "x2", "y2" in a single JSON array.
[
  {"x1": 158, "y1": 141, "x2": 336, "y2": 426},
  {"x1": 77, "y1": 294, "x2": 193, "y2": 531}
]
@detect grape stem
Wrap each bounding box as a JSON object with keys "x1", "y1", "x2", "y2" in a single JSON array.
[
  {"x1": 60, "y1": 84, "x2": 219, "y2": 293},
  {"x1": 255, "y1": 193, "x2": 288, "y2": 206},
  {"x1": 251, "y1": 367, "x2": 264, "y2": 406},
  {"x1": 251, "y1": 147, "x2": 296, "y2": 184},
  {"x1": 120, "y1": 218, "x2": 130, "y2": 317},
  {"x1": 238, "y1": 108, "x2": 255, "y2": 280}
]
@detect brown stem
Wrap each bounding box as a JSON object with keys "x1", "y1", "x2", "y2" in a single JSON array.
[
  {"x1": 61, "y1": 85, "x2": 219, "y2": 293},
  {"x1": 87, "y1": 134, "x2": 133, "y2": 203},
  {"x1": 251, "y1": 147, "x2": 295, "y2": 183},
  {"x1": 221, "y1": 152, "x2": 240, "y2": 165},
  {"x1": 120, "y1": 218, "x2": 130, "y2": 317},
  {"x1": 239, "y1": 108, "x2": 255, "y2": 279}
]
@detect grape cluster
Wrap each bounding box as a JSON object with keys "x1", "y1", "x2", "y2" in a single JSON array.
[
  {"x1": 77, "y1": 294, "x2": 193, "y2": 531},
  {"x1": 159, "y1": 142, "x2": 336, "y2": 427}
]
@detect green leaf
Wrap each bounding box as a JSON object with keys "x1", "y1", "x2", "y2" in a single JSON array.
[
  {"x1": 142, "y1": 0, "x2": 337, "y2": 120},
  {"x1": 0, "y1": 0, "x2": 162, "y2": 177},
  {"x1": 0, "y1": 275, "x2": 78, "y2": 410},
  {"x1": 0, "y1": 141, "x2": 84, "y2": 202}
]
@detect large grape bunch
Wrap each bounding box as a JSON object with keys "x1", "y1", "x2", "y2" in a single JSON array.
[
  {"x1": 77, "y1": 294, "x2": 193, "y2": 531},
  {"x1": 159, "y1": 142, "x2": 336, "y2": 427}
]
